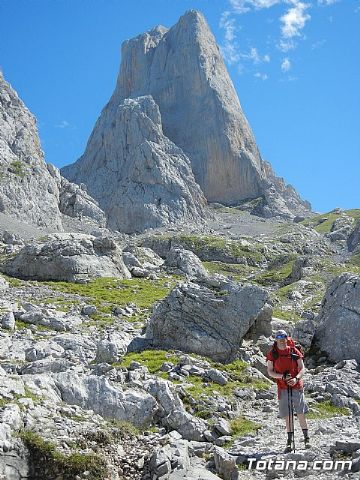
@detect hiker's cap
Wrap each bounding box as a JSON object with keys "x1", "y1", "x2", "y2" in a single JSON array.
[{"x1": 275, "y1": 329, "x2": 288, "y2": 339}]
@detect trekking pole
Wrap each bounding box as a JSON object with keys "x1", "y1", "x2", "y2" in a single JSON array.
[
  {"x1": 287, "y1": 385, "x2": 292, "y2": 450},
  {"x1": 290, "y1": 386, "x2": 296, "y2": 452}
]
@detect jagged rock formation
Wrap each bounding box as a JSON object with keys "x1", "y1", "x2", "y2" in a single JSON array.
[
  {"x1": 348, "y1": 218, "x2": 360, "y2": 253},
  {"x1": 314, "y1": 273, "x2": 360, "y2": 363},
  {"x1": 0, "y1": 72, "x2": 63, "y2": 229},
  {"x1": 145, "y1": 277, "x2": 271, "y2": 362},
  {"x1": 0, "y1": 72, "x2": 107, "y2": 232},
  {"x1": 62, "y1": 96, "x2": 206, "y2": 233},
  {"x1": 62, "y1": 10, "x2": 310, "y2": 229},
  {"x1": 0, "y1": 233, "x2": 131, "y2": 282}
]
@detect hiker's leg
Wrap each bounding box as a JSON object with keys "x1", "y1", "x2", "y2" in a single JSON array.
[
  {"x1": 285, "y1": 415, "x2": 295, "y2": 432},
  {"x1": 297, "y1": 413, "x2": 308, "y2": 429}
]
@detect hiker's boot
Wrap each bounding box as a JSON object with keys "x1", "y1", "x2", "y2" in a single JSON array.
[
  {"x1": 284, "y1": 443, "x2": 292, "y2": 453},
  {"x1": 284, "y1": 432, "x2": 294, "y2": 453},
  {"x1": 302, "y1": 429, "x2": 310, "y2": 449}
]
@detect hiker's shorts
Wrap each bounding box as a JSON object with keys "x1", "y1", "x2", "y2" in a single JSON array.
[{"x1": 278, "y1": 388, "x2": 309, "y2": 418}]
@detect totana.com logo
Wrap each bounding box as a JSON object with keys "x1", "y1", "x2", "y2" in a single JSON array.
[{"x1": 247, "y1": 458, "x2": 352, "y2": 471}]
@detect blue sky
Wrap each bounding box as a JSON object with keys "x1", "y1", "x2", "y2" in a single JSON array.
[{"x1": 1, "y1": 0, "x2": 359, "y2": 212}]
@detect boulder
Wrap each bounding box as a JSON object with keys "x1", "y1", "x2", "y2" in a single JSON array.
[
  {"x1": 146, "y1": 277, "x2": 270, "y2": 362},
  {"x1": 62, "y1": 95, "x2": 206, "y2": 233},
  {"x1": 1, "y1": 311, "x2": 15, "y2": 330},
  {"x1": 0, "y1": 276, "x2": 9, "y2": 290},
  {"x1": 54, "y1": 371, "x2": 157, "y2": 427},
  {"x1": 1, "y1": 233, "x2": 131, "y2": 282},
  {"x1": 144, "y1": 378, "x2": 207, "y2": 441},
  {"x1": 95, "y1": 332, "x2": 132, "y2": 364},
  {"x1": 213, "y1": 446, "x2": 239, "y2": 480},
  {"x1": 165, "y1": 247, "x2": 208, "y2": 280},
  {"x1": 314, "y1": 273, "x2": 360, "y2": 363}
]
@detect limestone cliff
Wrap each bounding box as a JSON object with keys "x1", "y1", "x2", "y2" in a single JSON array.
[
  {"x1": 62, "y1": 10, "x2": 311, "y2": 229},
  {"x1": 62, "y1": 96, "x2": 206, "y2": 233}
]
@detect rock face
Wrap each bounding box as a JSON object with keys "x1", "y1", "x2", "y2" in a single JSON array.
[
  {"x1": 0, "y1": 73, "x2": 107, "y2": 231},
  {"x1": 0, "y1": 233, "x2": 131, "y2": 282},
  {"x1": 47, "y1": 164, "x2": 106, "y2": 226},
  {"x1": 62, "y1": 95, "x2": 206, "y2": 233},
  {"x1": 146, "y1": 277, "x2": 270, "y2": 362},
  {"x1": 55, "y1": 372, "x2": 157, "y2": 427},
  {"x1": 62, "y1": 10, "x2": 310, "y2": 229},
  {"x1": 0, "y1": 72, "x2": 63, "y2": 229},
  {"x1": 314, "y1": 273, "x2": 360, "y2": 363},
  {"x1": 348, "y1": 218, "x2": 360, "y2": 253}
]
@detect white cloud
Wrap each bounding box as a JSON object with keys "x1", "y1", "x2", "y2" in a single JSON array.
[
  {"x1": 56, "y1": 120, "x2": 70, "y2": 129},
  {"x1": 239, "y1": 47, "x2": 271, "y2": 64},
  {"x1": 219, "y1": 11, "x2": 241, "y2": 64},
  {"x1": 278, "y1": 38, "x2": 297, "y2": 51},
  {"x1": 311, "y1": 39, "x2": 326, "y2": 50},
  {"x1": 230, "y1": 0, "x2": 281, "y2": 14},
  {"x1": 281, "y1": 57, "x2": 291, "y2": 71},
  {"x1": 254, "y1": 72, "x2": 269, "y2": 80},
  {"x1": 280, "y1": 2, "x2": 311, "y2": 38},
  {"x1": 220, "y1": 11, "x2": 236, "y2": 42}
]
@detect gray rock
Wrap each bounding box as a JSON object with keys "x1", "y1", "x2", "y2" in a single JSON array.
[
  {"x1": 123, "y1": 245, "x2": 164, "y2": 270},
  {"x1": 213, "y1": 446, "x2": 239, "y2": 480},
  {"x1": 62, "y1": 95, "x2": 206, "y2": 233},
  {"x1": 146, "y1": 278, "x2": 270, "y2": 362},
  {"x1": 348, "y1": 219, "x2": 360, "y2": 253},
  {"x1": 314, "y1": 273, "x2": 360, "y2": 363},
  {"x1": 81, "y1": 304, "x2": 97, "y2": 316},
  {"x1": 1, "y1": 233, "x2": 131, "y2": 282},
  {"x1": 0, "y1": 73, "x2": 105, "y2": 233},
  {"x1": 205, "y1": 368, "x2": 228, "y2": 386},
  {"x1": 49, "y1": 165, "x2": 106, "y2": 226},
  {"x1": 214, "y1": 418, "x2": 231, "y2": 436},
  {"x1": 95, "y1": 332, "x2": 131, "y2": 364},
  {"x1": 165, "y1": 247, "x2": 208, "y2": 280},
  {"x1": 55, "y1": 371, "x2": 157, "y2": 427},
  {"x1": 1, "y1": 311, "x2": 15, "y2": 330},
  {"x1": 0, "y1": 73, "x2": 63, "y2": 230},
  {"x1": 292, "y1": 318, "x2": 316, "y2": 351},
  {"x1": 20, "y1": 357, "x2": 71, "y2": 375},
  {"x1": 0, "y1": 275, "x2": 9, "y2": 290},
  {"x1": 144, "y1": 378, "x2": 207, "y2": 441}
]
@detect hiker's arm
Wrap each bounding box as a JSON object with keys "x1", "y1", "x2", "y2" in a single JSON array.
[
  {"x1": 296, "y1": 358, "x2": 305, "y2": 380},
  {"x1": 285, "y1": 358, "x2": 305, "y2": 386},
  {"x1": 267, "y1": 360, "x2": 283, "y2": 379}
]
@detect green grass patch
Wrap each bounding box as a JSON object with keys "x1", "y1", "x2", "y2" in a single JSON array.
[
  {"x1": 43, "y1": 276, "x2": 176, "y2": 314},
  {"x1": 230, "y1": 415, "x2": 261, "y2": 437},
  {"x1": 183, "y1": 359, "x2": 270, "y2": 400},
  {"x1": 9, "y1": 160, "x2": 26, "y2": 178},
  {"x1": 307, "y1": 400, "x2": 351, "y2": 419},
  {"x1": 106, "y1": 418, "x2": 139, "y2": 436},
  {"x1": 301, "y1": 209, "x2": 360, "y2": 234},
  {"x1": 116, "y1": 350, "x2": 178, "y2": 374},
  {"x1": 19, "y1": 430, "x2": 108, "y2": 479},
  {"x1": 1, "y1": 273, "x2": 23, "y2": 287},
  {"x1": 255, "y1": 260, "x2": 295, "y2": 286},
  {"x1": 175, "y1": 235, "x2": 265, "y2": 264},
  {"x1": 347, "y1": 254, "x2": 360, "y2": 267},
  {"x1": 202, "y1": 261, "x2": 254, "y2": 281},
  {"x1": 272, "y1": 308, "x2": 301, "y2": 322}
]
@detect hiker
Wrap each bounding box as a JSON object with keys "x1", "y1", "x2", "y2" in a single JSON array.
[{"x1": 266, "y1": 329, "x2": 310, "y2": 453}]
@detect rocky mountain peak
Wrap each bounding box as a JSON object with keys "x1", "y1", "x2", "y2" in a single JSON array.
[{"x1": 0, "y1": 73, "x2": 107, "y2": 233}]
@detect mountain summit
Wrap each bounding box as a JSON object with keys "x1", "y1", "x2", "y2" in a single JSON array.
[{"x1": 62, "y1": 10, "x2": 310, "y2": 232}]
